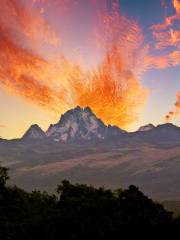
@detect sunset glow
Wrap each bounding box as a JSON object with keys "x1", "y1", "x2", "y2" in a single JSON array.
[{"x1": 0, "y1": 0, "x2": 179, "y2": 138}]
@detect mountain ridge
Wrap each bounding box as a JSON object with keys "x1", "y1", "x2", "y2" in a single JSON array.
[
  {"x1": 23, "y1": 106, "x2": 126, "y2": 142},
  {"x1": 0, "y1": 107, "x2": 180, "y2": 200},
  {"x1": 21, "y1": 106, "x2": 180, "y2": 143}
]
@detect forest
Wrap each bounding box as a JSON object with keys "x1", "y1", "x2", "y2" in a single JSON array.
[{"x1": 0, "y1": 165, "x2": 180, "y2": 240}]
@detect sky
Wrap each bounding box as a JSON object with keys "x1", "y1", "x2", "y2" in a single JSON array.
[{"x1": 0, "y1": 0, "x2": 179, "y2": 139}]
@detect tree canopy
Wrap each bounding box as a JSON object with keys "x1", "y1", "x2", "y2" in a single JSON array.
[{"x1": 0, "y1": 166, "x2": 179, "y2": 239}]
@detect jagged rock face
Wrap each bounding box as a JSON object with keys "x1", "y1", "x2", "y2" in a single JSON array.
[
  {"x1": 21, "y1": 106, "x2": 125, "y2": 143},
  {"x1": 22, "y1": 124, "x2": 46, "y2": 140},
  {"x1": 138, "y1": 124, "x2": 155, "y2": 132},
  {"x1": 46, "y1": 106, "x2": 108, "y2": 142}
]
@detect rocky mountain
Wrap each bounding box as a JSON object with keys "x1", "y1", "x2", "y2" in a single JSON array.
[
  {"x1": 46, "y1": 106, "x2": 125, "y2": 142},
  {"x1": 21, "y1": 106, "x2": 125, "y2": 143},
  {"x1": 22, "y1": 124, "x2": 46, "y2": 140},
  {"x1": 21, "y1": 107, "x2": 180, "y2": 144},
  {"x1": 46, "y1": 106, "x2": 106, "y2": 142}
]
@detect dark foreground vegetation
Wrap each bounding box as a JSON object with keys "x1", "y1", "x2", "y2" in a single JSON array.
[{"x1": 1, "y1": 166, "x2": 180, "y2": 239}]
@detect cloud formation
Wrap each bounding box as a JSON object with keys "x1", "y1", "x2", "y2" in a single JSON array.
[
  {"x1": 150, "y1": 0, "x2": 180, "y2": 122},
  {"x1": 0, "y1": 0, "x2": 179, "y2": 129}
]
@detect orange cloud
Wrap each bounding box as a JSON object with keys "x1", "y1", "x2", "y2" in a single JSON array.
[
  {"x1": 0, "y1": 0, "x2": 67, "y2": 112},
  {"x1": 150, "y1": 0, "x2": 180, "y2": 123},
  {"x1": 151, "y1": 0, "x2": 180, "y2": 50},
  {"x1": 0, "y1": 0, "x2": 148, "y2": 129},
  {"x1": 151, "y1": 28, "x2": 180, "y2": 49},
  {"x1": 71, "y1": 3, "x2": 148, "y2": 127},
  {"x1": 0, "y1": 0, "x2": 60, "y2": 49},
  {"x1": 173, "y1": 0, "x2": 180, "y2": 13},
  {"x1": 0, "y1": 0, "x2": 179, "y2": 130},
  {"x1": 144, "y1": 51, "x2": 180, "y2": 69}
]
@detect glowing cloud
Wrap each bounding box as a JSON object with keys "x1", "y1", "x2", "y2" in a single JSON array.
[
  {"x1": 150, "y1": 0, "x2": 180, "y2": 124},
  {"x1": 173, "y1": 0, "x2": 180, "y2": 13},
  {"x1": 150, "y1": 0, "x2": 180, "y2": 66},
  {"x1": 71, "y1": 2, "x2": 148, "y2": 127},
  {"x1": 0, "y1": 0, "x2": 179, "y2": 130}
]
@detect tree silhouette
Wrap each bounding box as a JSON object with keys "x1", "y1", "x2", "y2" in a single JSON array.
[
  {"x1": 0, "y1": 166, "x2": 179, "y2": 240},
  {"x1": 0, "y1": 165, "x2": 9, "y2": 187}
]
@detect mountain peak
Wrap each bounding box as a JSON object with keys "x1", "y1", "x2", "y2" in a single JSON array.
[
  {"x1": 46, "y1": 106, "x2": 106, "y2": 142},
  {"x1": 138, "y1": 124, "x2": 155, "y2": 132},
  {"x1": 20, "y1": 106, "x2": 124, "y2": 142},
  {"x1": 22, "y1": 124, "x2": 46, "y2": 140},
  {"x1": 46, "y1": 106, "x2": 124, "y2": 142},
  {"x1": 84, "y1": 106, "x2": 93, "y2": 113}
]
